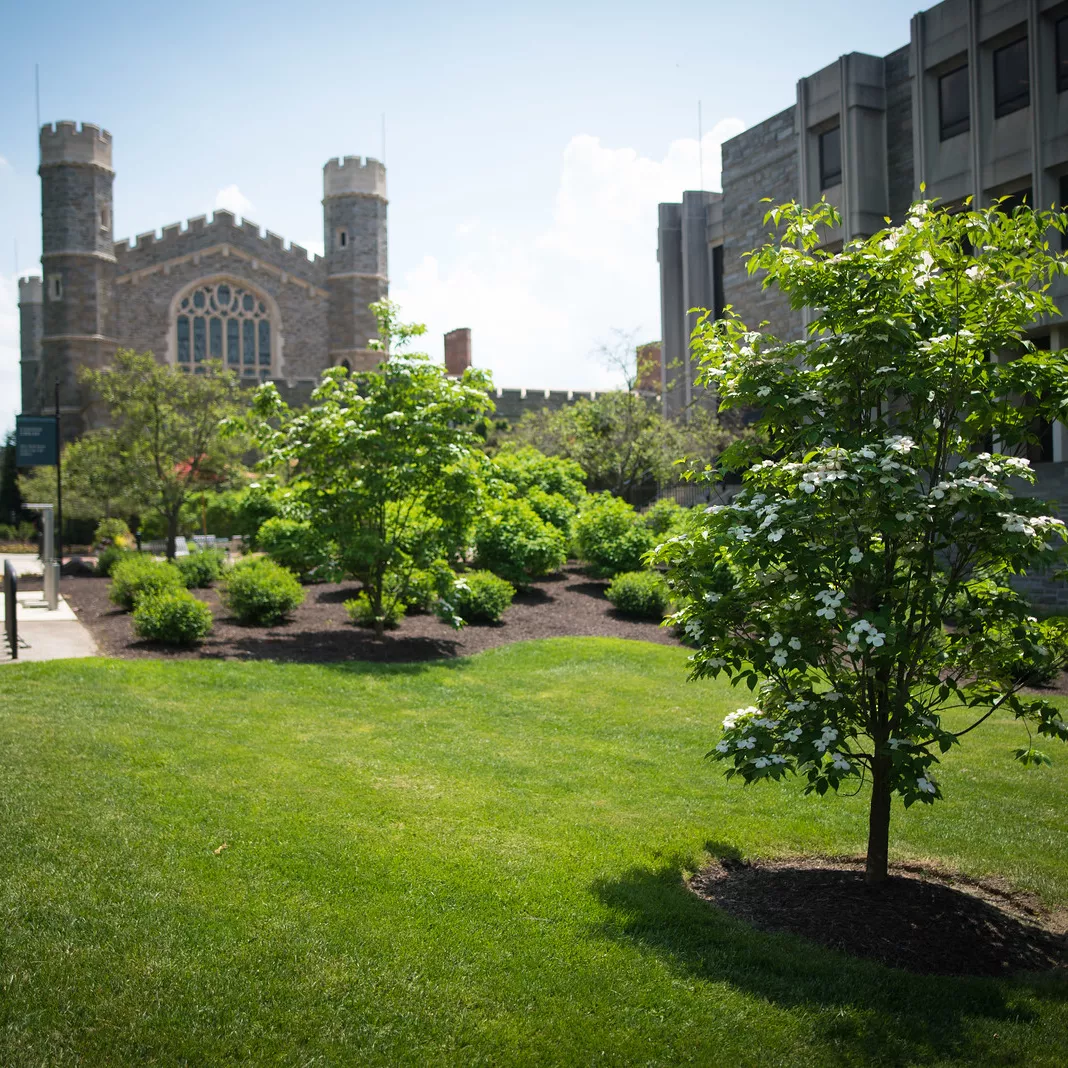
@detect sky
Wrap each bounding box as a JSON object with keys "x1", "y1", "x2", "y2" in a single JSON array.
[{"x1": 0, "y1": 0, "x2": 925, "y2": 437}]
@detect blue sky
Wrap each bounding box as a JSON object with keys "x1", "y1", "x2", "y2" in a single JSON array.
[{"x1": 1, "y1": 0, "x2": 923, "y2": 437}]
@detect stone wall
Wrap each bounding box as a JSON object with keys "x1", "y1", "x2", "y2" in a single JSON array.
[
  {"x1": 114, "y1": 211, "x2": 325, "y2": 288},
  {"x1": 489, "y1": 388, "x2": 602, "y2": 423},
  {"x1": 112, "y1": 246, "x2": 328, "y2": 386},
  {"x1": 720, "y1": 106, "x2": 801, "y2": 342}
]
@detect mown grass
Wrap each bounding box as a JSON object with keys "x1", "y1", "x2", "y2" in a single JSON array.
[{"x1": 0, "y1": 637, "x2": 1066, "y2": 1066}]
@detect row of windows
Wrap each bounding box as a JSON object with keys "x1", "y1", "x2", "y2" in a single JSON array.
[{"x1": 937, "y1": 20, "x2": 1068, "y2": 143}]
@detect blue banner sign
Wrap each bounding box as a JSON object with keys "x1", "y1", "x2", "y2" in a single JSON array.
[{"x1": 15, "y1": 415, "x2": 59, "y2": 467}]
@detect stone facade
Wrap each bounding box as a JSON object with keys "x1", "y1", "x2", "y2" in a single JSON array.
[
  {"x1": 19, "y1": 123, "x2": 387, "y2": 432},
  {"x1": 656, "y1": 0, "x2": 1068, "y2": 606}
]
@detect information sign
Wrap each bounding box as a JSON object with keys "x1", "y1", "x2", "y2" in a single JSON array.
[{"x1": 15, "y1": 415, "x2": 59, "y2": 466}]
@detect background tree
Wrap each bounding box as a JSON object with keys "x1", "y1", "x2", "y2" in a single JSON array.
[
  {"x1": 252, "y1": 301, "x2": 493, "y2": 635},
  {"x1": 655, "y1": 197, "x2": 1068, "y2": 884},
  {"x1": 82, "y1": 350, "x2": 247, "y2": 558}
]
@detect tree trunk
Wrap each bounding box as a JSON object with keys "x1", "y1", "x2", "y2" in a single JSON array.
[
  {"x1": 865, "y1": 755, "x2": 892, "y2": 884},
  {"x1": 165, "y1": 511, "x2": 179, "y2": 561}
]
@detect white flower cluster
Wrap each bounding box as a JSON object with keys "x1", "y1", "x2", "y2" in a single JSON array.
[
  {"x1": 958, "y1": 453, "x2": 1032, "y2": 479},
  {"x1": 723, "y1": 706, "x2": 760, "y2": 730},
  {"x1": 846, "y1": 619, "x2": 886, "y2": 651},
  {"x1": 916, "y1": 775, "x2": 937, "y2": 794},
  {"x1": 884, "y1": 435, "x2": 916, "y2": 454},
  {"x1": 998, "y1": 512, "x2": 1065, "y2": 539},
  {"x1": 815, "y1": 589, "x2": 844, "y2": 619},
  {"x1": 831, "y1": 753, "x2": 852, "y2": 772},
  {"x1": 813, "y1": 726, "x2": 839, "y2": 753},
  {"x1": 848, "y1": 546, "x2": 864, "y2": 564},
  {"x1": 753, "y1": 754, "x2": 787, "y2": 768},
  {"x1": 927, "y1": 474, "x2": 1002, "y2": 503},
  {"x1": 684, "y1": 618, "x2": 704, "y2": 642}
]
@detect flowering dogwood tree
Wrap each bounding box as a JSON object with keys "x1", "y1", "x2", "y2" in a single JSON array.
[{"x1": 654, "y1": 198, "x2": 1068, "y2": 883}]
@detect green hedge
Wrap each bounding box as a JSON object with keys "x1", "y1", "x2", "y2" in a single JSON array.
[
  {"x1": 573, "y1": 494, "x2": 655, "y2": 577},
  {"x1": 221, "y1": 558, "x2": 305, "y2": 625},
  {"x1": 109, "y1": 556, "x2": 184, "y2": 611},
  {"x1": 445, "y1": 570, "x2": 515, "y2": 624},
  {"x1": 132, "y1": 589, "x2": 213, "y2": 644},
  {"x1": 605, "y1": 570, "x2": 671, "y2": 619}
]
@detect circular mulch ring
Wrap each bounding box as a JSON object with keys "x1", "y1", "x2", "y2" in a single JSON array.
[
  {"x1": 688, "y1": 855, "x2": 1068, "y2": 978},
  {"x1": 34, "y1": 564, "x2": 680, "y2": 664}
]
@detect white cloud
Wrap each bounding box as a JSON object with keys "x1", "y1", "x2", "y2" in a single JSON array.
[
  {"x1": 394, "y1": 119, "x2": 744, "y2": 392},
  {"x1": 0, "y1": 156, "x2": 10, "y2": 171},
  {"x1": 214, "y1": 184, "x2": 255, "y2": 217}
]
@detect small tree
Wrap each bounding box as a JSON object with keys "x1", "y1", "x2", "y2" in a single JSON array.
[
  {"x1": 82, "y1": 350, "x2": 246, "y2": 559},
  {"x1": 655, "y1": 198, "x2": 1068, "y2": 884},
  {"x1": 252, "y1": 301, "x2": 493, "y2": 635}
]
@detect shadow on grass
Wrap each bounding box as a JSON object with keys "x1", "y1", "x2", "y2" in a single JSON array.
[{"x1": 592, "y1": 849, "x2": 1068, "y2": 1067}]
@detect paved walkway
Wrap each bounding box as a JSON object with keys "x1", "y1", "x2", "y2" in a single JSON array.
[{"x1": 1, "y1": 554, "x2": 99, "y2": 664}]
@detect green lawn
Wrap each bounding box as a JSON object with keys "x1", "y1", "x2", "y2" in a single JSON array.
[{"x1": 1, "y1": 638, "x2": 1066, "y2": 1066}]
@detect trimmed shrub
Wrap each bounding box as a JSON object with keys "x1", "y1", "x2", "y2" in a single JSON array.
[
  {"x1": 221, "y1": 557, "x2": 305, "y2": 625},
  {"x1": 175, "y1": 548, "x2": 226, "y2": 588},
  {"x1": 95, "y1": 545, "x2": 130, "y2": 577},
  {"x1": 109, "y1": 555, "x2": 184, "y2": 610},
  {"x1": 386, "y1": 559, "x2": 455, "y2": 612},
  {"x1": 474, "y1": 498, "x2": 568, "y2": 586},
  {"x1": 132, "y1": 588, "x2": 213, "y2": 644},
  {"x1": 344, "y1": 592, "x2": 406, "y2": 629},
  {"x1": 642, "y1": 499, "x2": 688, "y2": 538},
  {"x1": 93, "y1": 517, "x2": 132, "y2": 548},
  {"x1": 444, "y1": 570, "x2": 515, "y2": 624},
  {"x1": 526, "y1": 487, "x2": 578, "y2": 533},
  {"x1": 492, "y1": 446, "x2": 587, "y2": 504},
  {"x1": 256, "y1": 517, "x2": 332, "y2": 581},
  {"x1": 605, "y1": 570, "x2": 672, "y2": 619},
  {"x1": 573, "y1": 493, "x2": 655, "y2": 577}
]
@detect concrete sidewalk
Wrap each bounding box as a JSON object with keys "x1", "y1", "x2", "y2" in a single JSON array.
[{"x1": 1, "y1": 556, "x2": 99, "y2": 664}]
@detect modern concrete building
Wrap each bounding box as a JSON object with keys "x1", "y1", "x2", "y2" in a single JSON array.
[
  {"x1": 19, "y1": 122, "x2": 389, "y2": 437},
  {"x1": 659, "y1": 0, "x2": 1068, "y2": 428}
]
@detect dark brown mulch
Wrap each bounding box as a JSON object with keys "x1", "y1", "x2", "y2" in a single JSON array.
[
  {"x1": 689, "y1": 855, "x2": 1068, "y2": 978},
  {"x1": 47, "y1": 565, "x2": 679, "y2": 664}
]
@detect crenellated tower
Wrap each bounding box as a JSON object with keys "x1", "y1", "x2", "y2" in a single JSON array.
[
  {"x1": 38, "y1": 121, "x2": 116, "y2": 436},
  {"x1": 322, "y1": 156, "x2": 387, "y2": 370},
  {"x1": 18, "y1": 277, "x2": 43, "y2": 415}
]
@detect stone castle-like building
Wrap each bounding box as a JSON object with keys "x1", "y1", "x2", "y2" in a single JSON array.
[{"x1": 19, "y1": 122, "x2": 388, "y2": 436}]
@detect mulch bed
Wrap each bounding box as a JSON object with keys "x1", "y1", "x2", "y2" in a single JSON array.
[
  {"x1": 44, "y1": 565, "x2": 679, "y2": 664},
  {"x1": 689, "y1": 855, "x2": 1068, "y2": 977}
]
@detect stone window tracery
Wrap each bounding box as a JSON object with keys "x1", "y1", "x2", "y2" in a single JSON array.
[{"x1": 174, "y1": 281, "x2": 274, "y2": 379}]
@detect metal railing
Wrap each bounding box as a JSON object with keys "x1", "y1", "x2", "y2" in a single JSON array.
[{"x1": 4, "y1": 560, "x2": 16, "y2": 661}]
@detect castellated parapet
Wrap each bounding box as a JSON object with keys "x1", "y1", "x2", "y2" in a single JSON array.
[
  {"x1": 113, "y1": 210, "x2": 326, "y2": 286},
  {"x1": 39, "y1": 121, "x2": 113, "y2": 171},
  {"x1": 323, "y1": 157, "x2": 387, "y2": 200},
  {"x1": 18, "y1": 276, "x2": 43, "y2": 304}
]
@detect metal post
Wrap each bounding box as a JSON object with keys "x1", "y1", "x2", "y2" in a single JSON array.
[
  {"x1": 27, "y1": 503, "x2": 58, "y2": 611},
  {"x1": 3, "y1": 560, "x2": 16, "y2": 660},
  {"x1": 55, "y1": 380, "x2": 62, "y2": 573}
]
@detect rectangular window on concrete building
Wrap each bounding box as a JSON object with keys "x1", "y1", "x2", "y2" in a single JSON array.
[
  {"x1": 938, "y1": 64, "x2": 970, "y2": 140},
  {"x1": 819, "y1": 125, "x2": 841, "y2": 190},
  {"x1": 994, "y1": 37, "x2": 1030, "y2": 117},
  {"x1": 1058, "y1": 18, "x2": 1068, "y2": 93}
]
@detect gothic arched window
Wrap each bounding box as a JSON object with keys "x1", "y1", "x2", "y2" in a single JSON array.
[{"x1": 173, "y1": 280, "x2": 275, "y2": 380}]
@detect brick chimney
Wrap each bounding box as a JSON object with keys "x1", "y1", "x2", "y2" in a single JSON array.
[{"x1": 444, "y1": 328, "x2": 472, "y2": 376}]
